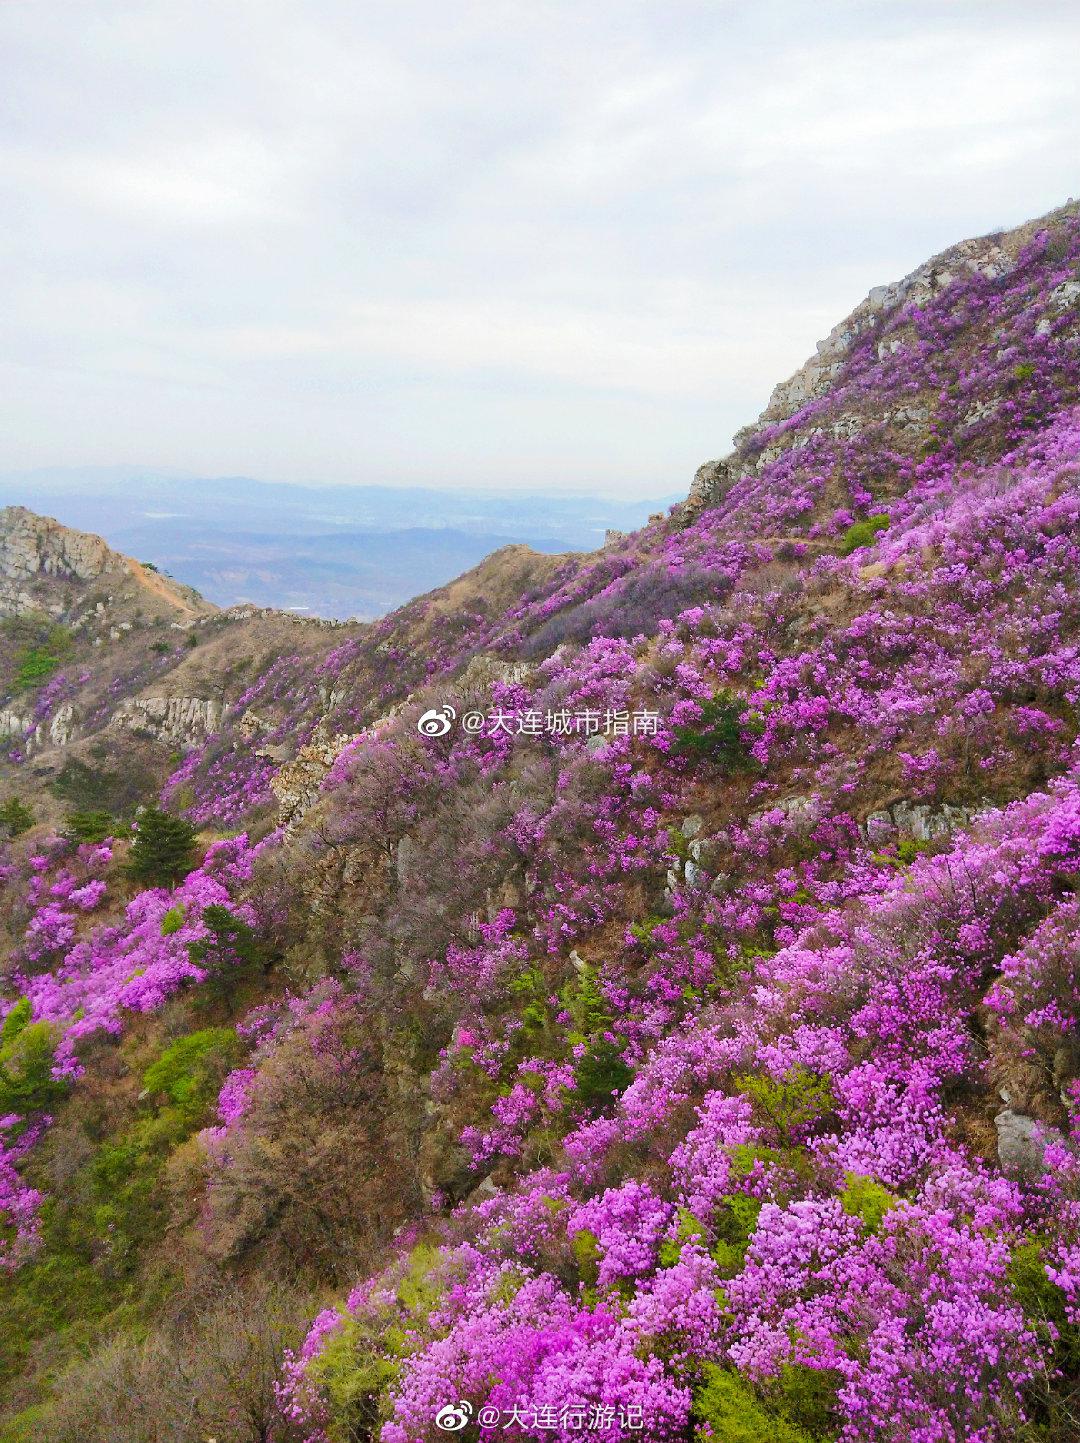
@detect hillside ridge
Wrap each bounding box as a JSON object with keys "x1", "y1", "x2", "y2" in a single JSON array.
[{"x1": 689, "y1": 197, "x2": 1080, "y2": 511}]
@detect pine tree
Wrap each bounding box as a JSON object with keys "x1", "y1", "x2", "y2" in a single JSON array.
[{"x1": 127, "y1": 805, "x2": 197, "y2": 887}]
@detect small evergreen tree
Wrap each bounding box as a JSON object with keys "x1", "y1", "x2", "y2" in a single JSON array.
[
  {"x1": 188, "y1": 904, "x2": 267, "y2": 1013},
  {"x1": 127, "y1": 805, "x2": 197, "y2": 887},
  {"x1": 0, "y1": 796, "x2": 34, "y2": 837}
]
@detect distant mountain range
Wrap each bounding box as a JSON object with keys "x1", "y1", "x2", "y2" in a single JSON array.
[{"x1": 0, "y1": 469, "x2": 678, "y2": 618}]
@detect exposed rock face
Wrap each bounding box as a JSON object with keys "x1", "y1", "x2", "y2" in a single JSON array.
[
  {"x1": 0, "y1": 506, "x2": 120, "y2": 585},
  {"x1": 111, "y1": 696, "x2": 224, "y2": 746},
  {"x1": 416, "y1": 1098, "x2": 478, "y2": 1206},
  {"x1": 0, "y1": 707, "x2": 28, "y2": 739},
  {"x1": 236, "y1": 710, "x2": 271, "y2": 742},
  {"x1": 457, "y1": 653, "x2": 535, "y2": 693},
  {"x1": 863, "y1": 799, "x2": 984, "y2": 843},
  {"x1": 750, "y1": 795, "x2": 821, "y2": 832},
  {"x1": 0, "y1": 504, "x2": 214, "y2": 629},
  {"x1": 685, "y1": 456, "x2": 741, "y2": 514},
  {"x1": 994, "y1": 1110, "x2": 1054, "y2": 1178},
  {"x1": 45, "y1": 704, "x2": 75, "y2": 749},
  {"x1": 0, "y1": 702, "x2": 79, "y2": 753},
  {"x1": 270, "y1": 725, "x2": 360, "y2": 829}
]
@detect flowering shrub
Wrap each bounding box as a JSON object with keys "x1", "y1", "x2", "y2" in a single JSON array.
[
  {"x1": 0, "y1": 1114, "x2": 46, "y2": 1270},
  {"x1": 18, "y1": 834, "x2": 258, "y2": 1078}
]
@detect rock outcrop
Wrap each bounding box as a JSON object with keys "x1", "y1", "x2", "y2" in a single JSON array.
[
  {"x1": 684, "y1": 200, "x2": 1080, "y2": 512},
  {"x1": 685, "y1": 456, "x2": 741, "y2": 514},
  {"x1": 863, "y1": 799, "x2": 985, "y2": 843},
  {"x1": 270, "y1": 724, "x2": 360, "y2": 829},
  {"x1": 0, "y1": 505, "x2": 213, "y2": 626},
  {"x1": 111, "y1": 696, "x2": 224, "y2": 746},
  {"x1": 755, "y1": 203, "x2": 1077, "y2": 431},
  {"x1": 0, "y1": 506, "x2": 120, "y2": 584}
]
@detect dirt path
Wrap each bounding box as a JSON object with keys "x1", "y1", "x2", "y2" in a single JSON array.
[{"x1": 124, "y1": 556, "x2": 209, "y2": 617}]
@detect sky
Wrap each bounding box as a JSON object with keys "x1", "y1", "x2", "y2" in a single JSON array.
[{"x1": 1, "y1": 0, "x2": 1079, "y2": 499}]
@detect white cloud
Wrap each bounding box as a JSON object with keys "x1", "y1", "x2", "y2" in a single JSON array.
[{"x1": 1, "y1": 0, "x2": 1078, "y2": 497}]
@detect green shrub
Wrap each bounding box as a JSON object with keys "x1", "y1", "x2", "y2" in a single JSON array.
[
  {"x1": 711, "y1": 1184, "x2": 764, "y2": 1276},
  {"x1": 48, "y1": 756, "x2": 150, "y2": 819},
  {"x1": 159, "y1": 905, "x2": 185, "y2": 936},
  {"x1": 142, "y1": 1027, "x2": 239, "y2": 1113},
  {"x1": 0, "y1": 1013, "x2": 67, "y2": 1115},
  {"x1": 68, "y1": 1030, "x2": 242, "y2": 1272},
  {"x1": 50, "y1": 759, "x2": 113, "y2": 809},
  {"x1": 560, "y1": 961, "x2": 609, "y2": 1037},
  {"x1": 840, "y1": 1173, "x2": 896, "y2": 1232},
  {"x1": 772, "y1": 1364, "x2": 841, "y2": 1438},
  {"x1": 13, "y1": 649, "x2": 58, "y2": 690},
  {"x1": 305, "y1": 1245, "x2": 446, "y2": 1442},
  {"x1": 307, "y1": 1314, "x2": 399, "y2": 1443},
  {"x1": 693, "y1": 1366, "x2": 815, "y2": 1443},
  {"x1": 4, "y1": 619, "x2": 73, "y2": 693},
  {"x1": 1014, "y1": 361, "x2": 1036, "y2": 381},
  {"x1": 0, "y1": 1401, "x2": 50, "y2": 1442},
  {"x1": 733, "y1": 1066, "x2": 836, "y2": 1145},
  {"x1": 127, "y1": 806, "x2": 197, "y2": 887},
  {"x1": 671, "y1": 691, "x2": 761, "y2": 769},
  {"x1": 560, "y1": 962, "x2": 633, "y2": 1114},
  {"x1": 694, "y1": 1363, "x2": 840, "y2": 1442},
  {"x1": 658, "y1": 1207, "x2": 706, "y2": 1267},
  {"x1": 838, "y1": 514, "x2": 889, "y2": 556},
  {"x1": 0, "y1": 797, "x2": 33, "y2": 837},
  {"x1": 1004, "y1": 1240, "x2": 1080, "y2": 1431},
  {"x1": 61, "y1": 810, "x2": 115, "y2": 845},
  {"x1": 570, "y1": 1227, "x2": 601, "y2": 1287},
  {"x1": 627, "y1": 915, "x2": 666, "y2": 945},
  {"x1": 871, "y1": 837, "x2": 934, "y2": 870},
  {"x1": 0, "y1": 1027, "x2": 237, "y2": 1400},
  {"x1": 571, "y1": 1038, "x2": 633, "y2": 1115},
  {"x1": 1, "y1": 997, "x2": 31, "y2": 1044}
]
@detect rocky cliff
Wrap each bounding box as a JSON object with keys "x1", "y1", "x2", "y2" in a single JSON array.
[{"x1": 688, "y1": 199, "x2": 1080, "y2": 512}]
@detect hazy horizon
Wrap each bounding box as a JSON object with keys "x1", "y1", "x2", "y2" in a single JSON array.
[
  {"x1": 6, "y1": 462, "x2": 680, "y2": 504},
  {"x1": 0, "y1": 468, "x2": 678, "y2": 618}
]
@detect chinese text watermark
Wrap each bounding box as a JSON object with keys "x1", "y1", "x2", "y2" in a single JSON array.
[
  {"x1": 434, "y1": 1399, "x2": 645, "y2": 1431},
  {"x1": 417, "y1": 704, "x2": 659, "y2": 740}
]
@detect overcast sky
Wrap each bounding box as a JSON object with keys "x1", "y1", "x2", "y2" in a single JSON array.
[{"x1": 2, "y1": 1, "x2": 1078, "y2": 498}]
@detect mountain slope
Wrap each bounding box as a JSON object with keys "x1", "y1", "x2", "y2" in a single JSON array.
[{"x1": 1, "y1": 202, "x2": 1080, "y2": 1443}]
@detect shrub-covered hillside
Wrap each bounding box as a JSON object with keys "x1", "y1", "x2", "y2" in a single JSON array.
[{"x1": 2, "y1": 202, "x2": 1080, "y2": 1442}]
